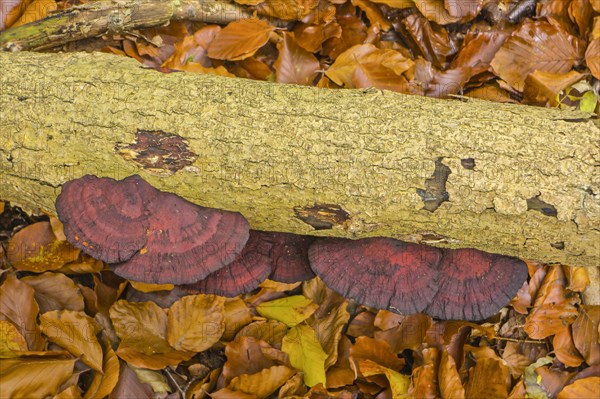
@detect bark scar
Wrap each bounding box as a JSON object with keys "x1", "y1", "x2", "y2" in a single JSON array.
[
  {"x1": 294, "y1": 204, "x2": 350, "y2": 230},
  {"x1": 115, "y1": 129, "x2": 197, "y2": 176},
  {"x1": 416, "y1": 158, "x2": 451, "y2": 212}
]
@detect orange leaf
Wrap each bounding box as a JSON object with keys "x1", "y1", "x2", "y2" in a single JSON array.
[
  {"x1": 557, "y1": 377, "x2": 600, "y2": 399},
  {"x1": 586, "y1": 38, "x2": 600, "y2": 79},
  {"x1": 491, "y1": 20, "x2": 583, "y2": 91},
  {"x1": 572, "y1": 305, "x2": 600, "y2": 366},
  {"x1": 439, "y1": 350, "x2": 465, "y2": 399},
  {"x1": 553, "y1": 326, "x2": 584, "y2": 367},
  {"x1": 524, "y1": 265, "x2": 580, "y2": 339},
  {"x1": 274, "y1": 32, "x2": 320, "y2": 85},
  {"x1": 464, "y1": 356, "x2": 510, "y2": 399},
  {"x1": 207, "y1": 19, "x2": 275, "y2": 61},
  {"x1": 11, "y1": 0, "x2": 56, "y2": 27}
]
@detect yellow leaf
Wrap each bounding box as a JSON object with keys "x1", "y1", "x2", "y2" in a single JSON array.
[
  {"x1": 40, "y1": 310, "x2": 103, "y2": 372},
  {"x1": 222, "y1": 297, "x2": 253, "y2": 342},
  {"x1": 282, "y1": 324, "x2": 327, "y2": 387},
  {"x1": 129, "y1": 281, "x2": 174, "y2": 293},
  {"x1": 358, "y1": 359, "x2": 410, "y2": 399},
  {"x1": 0, "y1": 320, "x2": 28, "y2": 358},
  {"x1": 228, "y1": 365, "x2": 295, "y2": 399},
  {"x1": 132, "y1": 366, "x2": 172, "y2": 393},
  {"x1": 84, "y1": 335, "x2": 120, "y2": 399},
  {"x1": 167, "y1": 294, "x2": 225, "y2": 352},
  {"x1": 0, "y1": 356, "x2": 75, "y2": 398},
  {"x1": 256, "y1": 295, "x2": 318, "y2": 327},
  {"x1": 12, "y1": 0, "x2": 57, "y2": 27}
]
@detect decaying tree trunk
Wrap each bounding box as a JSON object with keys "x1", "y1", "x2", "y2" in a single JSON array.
[{"x1": 1, "y1": 51, "x2": 598, "y2": 267}]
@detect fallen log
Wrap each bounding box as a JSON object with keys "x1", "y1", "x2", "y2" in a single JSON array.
[{"x1": 0, "y1": 51, "x2": 598, "y2": 267}]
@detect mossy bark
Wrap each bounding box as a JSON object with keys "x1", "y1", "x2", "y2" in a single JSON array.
[{"x1": 1, "y1": 51, "x2": 598, "y2": 267}]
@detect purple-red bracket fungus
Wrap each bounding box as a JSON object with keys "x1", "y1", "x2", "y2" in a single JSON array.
[
  {"x1": 308, "y1": 237, "x2": 528, "y2": 321},
  {"x1": 182, "y1": 231, "x2": 274, "y2": 296},
  {"x1": 266, "y1": 232, "x2": 316, "y2": 283},
  {"x1": 56, "y1": 175, "x2": 250, "y2": 285}
]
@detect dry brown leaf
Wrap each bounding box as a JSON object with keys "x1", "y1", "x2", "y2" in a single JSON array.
[
  {"x1": 223, "y1": 336, "x2": 277, "y2": 385},
  {"x1": 350, "y1": 336, "x2": 404, "y2": 371},
  {"x1": 207, "y1": 19, "x2": 275, "y2": 61},
  {"x1": 376, "y1": 313, "x2": 432, "y2": 353},
  {"x1": 439, "y1": 350, "x2": 465, "y2": 399},
  {"x1": 0, "y1": 356, "x2": 75, "y2": 398},
  {"x1": 84, "y1": 335, "x2": 120, "y2": 399},
  {"x1": 465, "y1": 83, "x2": 516, "y2": 103},
  {"x1": 110, "y1": 363, "x2": 154, "y2": 399},
  {"x1": 325, "y1": 336, "x2": 355, "y2": 388},
  {"x1": 572, "y1": 305, "x2": 600, "y2": 366},
  {"x1": 491, "y1": 20, "x2": 583, "y2": 91},
  {"x1": 110, "y1": 299, "x2": 192, "y2": 369},
  {"x1": 162, "y1": 26, "x2": 220, "y2": 70},
  {"x1": 358, "y1": 359, "x2": 411, "y2": 396},
  {"x1": 222, "y1": 297, "x2": 253, "y2": 341},
  {"x1": 586, "y1": 38, "x2": 600, "y2": 79},
  {"x1": 368, "y1": 0, "x2": 413, "y2": 7},
  {"x1": 274, "y1": 32, "x2": 320, "y2": 85},
  {"x1": 11, "y1": 0, "x2": 56, "y2": 27},
  {"x1": 536, "y1": 366, "x2": 575, "y2": 398},
  {"x1": 55, "y1": 384, "x2": 82, "y2": 399},
  {"x1": 40, "y1": 310, "x2": 103, "y2": 372},
  {"x1": 401, "y1": 12, "x2": 457, "y2": 68},
  {"x1": 451, "y1": 29, "x2": 509, "y2": 77},
  {"x1": 94, "y1": 274, "x2": 128, "y2": 316},
  {"x1": 374, "y1": 310, "x2": 404, "y2": 330},
  {"x1": 212, "y1": 388, "x2": 257, "y2": 399},
  {"x1": 0, "y1": 274, "x2": 46, "y2": 351},
  {"x1": 294, "y1": 22, "x2": 341, "y2": 53},
  {"x1": 303, "y1": 277, "x2": 350, "y2": 369},
  {"x1": 569, "y1": 0, "x2": 593, "y2": 37},
  {"x1": 553, "y1": 326, "x2": 585, "y2": 367},
  {"x1": 253, "y1": 0, "x2": 319, "y2": 20},
  {"x1": 524, "y1": 265, "x2": 580, "y2": 339},
  {"x1": 228, "y1": 365, "x2": 295, "y2": 399},
  {"x1": 22, "y1": 272, "x2": 85, "y2": 313},
  {"x1": 8, "y1": 221, "x2": 79, "y2": 272},
  {"x1": 0, "y1": 319, "x2": 28, "y2": 357},
  {"x1": 464, "y1": 355, "x2": 510, "y2": 399},
  {"x1": 346, "y1": 310, "x2": 376, "y2": 338},
  {"x1": 321, "y1": 6, "x2": 368, "y2": 59},
  {"x1": 557, "y1": 376, "x2": 600, "y2": 399},
  {"x1": 235, "y1": 320, "x2": 288, "y2": 348},
  {"x1": 352, "y1": 0, "x2": 391, "y2": 30},
  {"x1": 523, "y1": 70, "x2": 585, "y2": 106},
  {"x1": 409, "y1": 347, "x2": 439, "y2": 398},
  {"x1": 129, "y1": 281, "x2": 174, "y2": 293},
  {"x1": 167, "y1": 294, "x2": 225, "y2": 352},
  {"x1": 48, "y1": 215, "x2": 67, "y2": 241},
  {"x1": 57, "y1": 255, "x2": 104, "y2": 275},
  {"x1": 502, "y1": 342, "x2": 534, "y2": 378},
  {"x1": 278, "y1": 372, "x2": 307, "y2": 398}
]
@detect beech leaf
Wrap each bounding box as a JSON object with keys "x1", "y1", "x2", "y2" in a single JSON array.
[
  {"x1": 256, "y1": 295, "x2": 318, "y2": 327},
  {"x1": 282, "y1": 324, "x2": 327, "y2": 387}
]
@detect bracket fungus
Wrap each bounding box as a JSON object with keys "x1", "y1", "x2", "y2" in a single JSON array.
[
  {"x1": 266, "y1": 232, "x2": 316, "y2": 283},
  {"x1": 308, "y1": 237, "x2": 528, "y2": 321},
  {"x1": 56, "y1": 175, "x2": 249, "y2": 284},
  {"x1": 182, "y1": 231, "x2": 274, "y2": 296}
]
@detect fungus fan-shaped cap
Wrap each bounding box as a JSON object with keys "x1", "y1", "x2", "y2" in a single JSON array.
[
  {"x1": 55, "y1": 175, "x2": 158, "y2": 263},
  {"x1": 112, "y1": 191, "x2": 250, "y2": 284},
  {"x1": 308, "y1": 237, "x2": 442, "y2": 314},
  {"x1": 182, "y1": 231, "x2": 274, "y2": 296},
  {"x1": 267, "y1": 232, "x2": 316, "y2": 283},
  {"x1": 426, "y1": 248, "x2": 528, "y2": 321}
]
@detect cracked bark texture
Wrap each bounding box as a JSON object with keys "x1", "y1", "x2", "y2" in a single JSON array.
[{"x1": 1, "y1": 51, "x2": 599, "y2": 267}]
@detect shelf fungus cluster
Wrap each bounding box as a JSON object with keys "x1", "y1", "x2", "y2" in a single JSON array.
[{"x1": 56, "y1": 175, "x2": 528, "y2": 321}]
